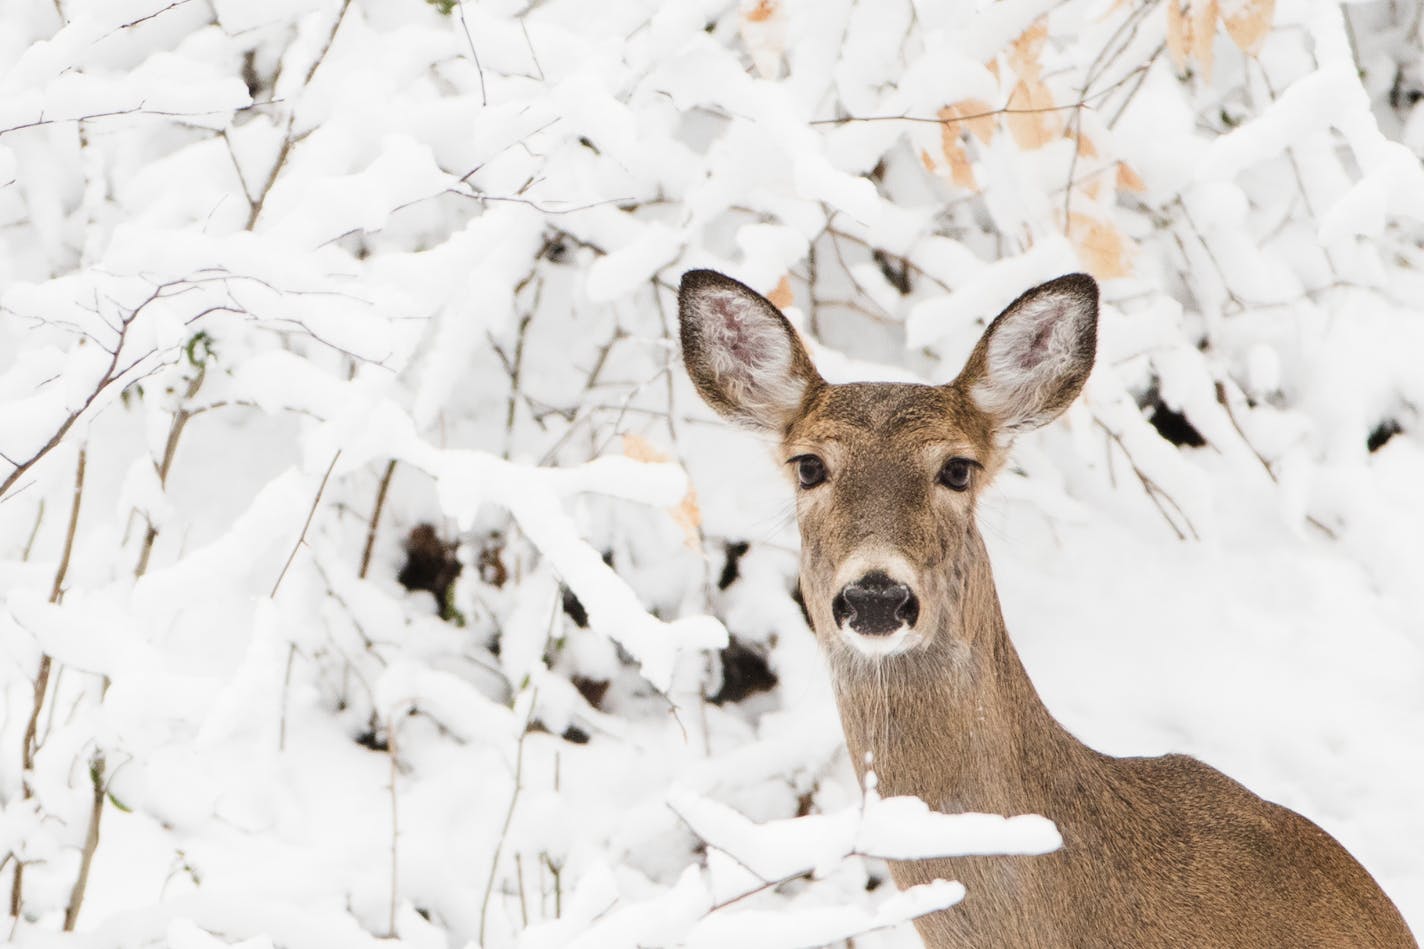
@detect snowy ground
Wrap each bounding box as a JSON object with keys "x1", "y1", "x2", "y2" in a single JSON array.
[{"x1": 1, "y1": 0, "x2": 1422, "y2": 946}]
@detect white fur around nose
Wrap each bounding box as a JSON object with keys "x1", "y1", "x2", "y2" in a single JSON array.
[
  {"x1": 697, "y1": 287, "x2": 807, "y2": 418},
  {"x1": 972, "y1": 291, "x2": 1088, "y2": 432}
]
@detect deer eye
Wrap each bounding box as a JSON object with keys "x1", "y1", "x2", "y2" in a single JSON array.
[
  {"x1": 937, "y1": 457, "x2": 977, "y2": 492},
  {"x1": 791, "y1": 455, "x2": 827, "y2": 489}
]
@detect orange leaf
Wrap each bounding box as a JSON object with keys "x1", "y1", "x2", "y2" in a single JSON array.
[
  {"x1": 1116, "y1": 162, "x2": 1146, "y2": 192},
  {"x1": 672, "y1": 487, "x2": 703, "y2": 550},
  {"x1": 940, "y1": 100, "x2": 996, "y2": 144},
  {"x1": 622, "y1": 434, "x2": 702, "y2": 548},
  {"x1": 1075, "y1": 132, "x2": 1099, "y2": 158},
  {"x1": 1009, "y1": 20, "x2": 1048, "y2": 82},
  {"x1": 622, "y1": 432, "x2": 667, "y2": 463},
  {"x1": 767, "y1": 275, "x2": 793, "y2": 309},
  {"x1": 1166, "y1": 0, "x2": 1191, "y2": 71},
  {"x1": 744, "y1": 0, "x2": 775, "y2": 22},
  {"x1": 1068, "y1": 212, "x2": 1132, "y2": 280},
  {"x1": 919, "y1": 147, "x2": 937, "y2": 173},
  {"x1": 940, "y1": 133, "x2": 978, "y2": 190},
  {"x1": 1189, "y1": 0, "x2": 1218, "y2": 82},
  {"x1": 1222, "y1": 0, "x2": 1273, "y2": 54},
  {"x1": 1006, "y1": 78, "x2": 1060, "y2": 149}
]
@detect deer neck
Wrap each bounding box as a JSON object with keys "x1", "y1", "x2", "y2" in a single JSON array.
[{"x1": 827, "y1": 529, "x2": 1097, "y2": 815}]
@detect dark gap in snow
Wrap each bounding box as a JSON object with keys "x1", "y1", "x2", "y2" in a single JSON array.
[
  {"x1": 865, "y1": 875, "x2": 884, "y2": 892},
  {"x1": 561, "y1": 587, "x2": 589, "y2": 627},
  {"x1": 718, "y1": 540, "x2": 750, "y2": 589},
  {"x1": 572, "y1": 675, "x2": 610, "y2": 709},
  {"x1": 354, "y1": 717, "x2": 388, "y2": 753},
  {"x1": 710, "y1": 640, "x2": 777, "y2": 705},
  {"x1": 476, "y1": 538, "x2": 508, "y2": 588},
  {"x1": 398, "y1": 524, "x2": 462, "y2": 619},
  {"x1": 578, "y1": 135, "x2": 601, "y2": 155},
  {"x1": 795, "y1": 791, "x2": 814, "y2": 817},
  {"x1": 873, "y1": 249, "x2": 912, "y2": 295},
  {"x1": 1368, "y1": 419, "x2": 1402, "y2": 453},
  {"x1": 241, "y1": 50, "x2": 261, "y2": 99},
  {"x1": 561, "y1": 551, "x2": 613, "y2": 628},
  {"x1": 791, "y1": 582, "x2": 813, "y2": 628},
  {"x1": 1148, "y1": 399, "x2": 1206, "y2": 448},
  {"x1": 539, "y1": 233, "x2": 570, "y2": 264},
  {"x1": 561, "y1": 725, "x2": 590, "y2": 744}
]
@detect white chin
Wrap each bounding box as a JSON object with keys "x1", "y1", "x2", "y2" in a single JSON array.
[{"x1": 839, "y1": 624, "x2": 921, "y2": 658}]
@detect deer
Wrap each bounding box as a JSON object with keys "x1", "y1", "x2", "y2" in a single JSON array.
[{"x1": 677, "y1": 268, "x2": 1417, "y2": 948}]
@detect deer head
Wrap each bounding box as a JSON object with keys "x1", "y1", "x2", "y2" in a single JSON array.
[{"x1": 678, "y1": 269, "x2": 1097, "y2": 665}]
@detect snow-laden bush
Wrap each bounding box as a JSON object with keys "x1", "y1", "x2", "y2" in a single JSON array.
[{"x1": 1, "y1": 0, "x2": 1422, "y2": 945}]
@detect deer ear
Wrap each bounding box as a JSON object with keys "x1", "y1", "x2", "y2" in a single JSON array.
[
  {"x1": 955, "y1": 273, "x2": 1098, "y2": 434},
  {"x1": 678, "y1": 269, "x2": 824, "y2": 432}
]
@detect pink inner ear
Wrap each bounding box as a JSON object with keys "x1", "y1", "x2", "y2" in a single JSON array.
[
  {"x1": 710, "y1": 296, "x2": 757, "y2": 362},
  {"x1": 1016, "y1": 302, "x2": 1066, "y2": 370}
]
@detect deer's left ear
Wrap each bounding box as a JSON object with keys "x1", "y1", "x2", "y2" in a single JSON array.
[{"x1": 954, "y1": 274, "x2": 1098, "y2": 434}]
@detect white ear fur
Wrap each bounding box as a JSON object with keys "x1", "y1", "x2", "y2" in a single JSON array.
[
  {"x1": 679, "y1": 270, "x2": 820, "y2": 431},
  {"x1": 967, "y1": 274, "x2": 1097, "y2": 433}
]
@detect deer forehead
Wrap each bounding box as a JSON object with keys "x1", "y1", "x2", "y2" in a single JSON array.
[{"x1": 785, "y1": 383, "x2": 994, "y2": 461}]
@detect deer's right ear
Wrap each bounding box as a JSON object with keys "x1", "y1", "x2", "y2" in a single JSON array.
[{"x1": 678, "y1": 270, "x2": 823, "y2": 433}]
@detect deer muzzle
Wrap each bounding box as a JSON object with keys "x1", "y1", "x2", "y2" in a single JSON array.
[{"x1": 832, "y1": 571, "x2": 920, "y2": 636}]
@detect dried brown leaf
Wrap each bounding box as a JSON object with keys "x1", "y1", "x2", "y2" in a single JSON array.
[
  {"x1": 767, "y1": 275, "x2": 793, "y2": 309},
  {"x1": 940, "y1": 100, "x2": 996, "y2": 144},
  {"x1": 622, "y1": 433, "x2": 702, "y2": 548},
  {"x1": 1068, "y1": 212, "x2": 1132, "y2": 279},
  {"x1": 1166, "y1": 0, "x2": 1191, "y2": 71},
  {"x1": 744, "y1": 0, "x2": 775, "y2": 23},
  {"x1": 940, "y1": 132, "x2": 978, "y2": 190},
  {"x1": 1222, "y1": 0, "x2": 1274, "y2": 54},
  {"x1": 1006, "y1": 78, "x2": 1060, "y2": 149},
  {"x1": 1117, "y1": 162, "x2": 1146, "y2": 192},
  {"x1": 1189, "y1": 0, "x2": 1218, "y2": 82},
  {"x1": 673, "y1": 487, "x2": 703, "y2": 549},
  {"x1": 1009, "y1": 19, "x2": 1048, "y2": 81}
]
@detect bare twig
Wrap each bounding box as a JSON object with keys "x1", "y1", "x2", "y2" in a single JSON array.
[
  {"x1": 388, "y1": 720, "x2": 400, "y2": 937},
  {"x1": 809, "y1": 65, "x2": 1151, "y2": 128},
  {"x1": 134, "y1": 365, "x2": 205, "y2": 577},
  {"x1": 270, "y1": 451, "x2": 342, "y2": 598},
  {"x1": 456, "y1": 1, "x2": 489, "y2": 105},
  {"x1": 1094, "y1": 419, "x2": 1198, "y2": 541},
  {"x1": 246, "y1": 0, "x2": 352, "y2": 229},
  {"x1": 11, "y1": 447, "x2": 86, "y2": 918},
  {"x1": 479, "y1": 690, "x2": 539, "y2": 945},
  {"x1": 359, "y1": 460, "x2": 399, "y2": 580},
  {"x1": 62, "y1": 755, "x2": 105, "y2": 930}
]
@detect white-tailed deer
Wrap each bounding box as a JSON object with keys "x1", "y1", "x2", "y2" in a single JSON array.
[{"x1": 678, "y1": 269, "x2": 1416, "y2": 948}]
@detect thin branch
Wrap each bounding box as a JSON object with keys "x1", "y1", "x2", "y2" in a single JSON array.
[
  {"x1": 62, "y1": 755, "x2": 105, "y2": 931},
  {"x1": 270, "y1": 451, "x2": 342, "y2": 598},
  {"x1": 456, "y1": 1, "x2": 489, "y2": 106},
  {"x1": 1094, "y1": 419, "x2": 1198, "y2": 541},
  {"x1": 246, "y1": 0, "x2": 352, "y2": 229},
  {"x1": 359, "y1": 460, "x2": 398, "y2": 580},
  {"x1": 479, "y1": 690, "x2": 539, "y2": 945},
  {"x1": 808, "y1": 65, "x2": 1151, "y2": 128},
  {"x1": 388, "y1": 721, "x2": 401, "y2": 937},
  {"x1": 134, "y1": 365, "x2": 205, "y2": 577},
  {"x1": 11, "y1": 447, "x2": 86, "y2": 918}
]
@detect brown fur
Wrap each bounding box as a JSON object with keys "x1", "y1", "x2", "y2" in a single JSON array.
[{"x1": 678, "y1": 269, "x2": 1417, "y2": 948}]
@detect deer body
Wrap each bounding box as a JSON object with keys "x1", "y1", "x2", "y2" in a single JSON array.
[{"x1": 678, "y1": 269, "x2": 1416, "y2": 948}]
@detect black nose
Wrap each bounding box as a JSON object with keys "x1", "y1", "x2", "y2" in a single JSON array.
[{"x1": 831, "y1": 572, "x2": 919, "y2": 636}]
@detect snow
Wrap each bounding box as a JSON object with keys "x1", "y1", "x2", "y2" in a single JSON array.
[{"x1": 1, "y1": 0, "x2": 1422, "y2": 946}]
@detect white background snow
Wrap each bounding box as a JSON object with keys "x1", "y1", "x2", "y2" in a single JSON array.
[{"x1": 1, "y1": 0, "x2": 1422, "y2": 945}]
